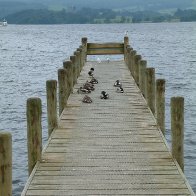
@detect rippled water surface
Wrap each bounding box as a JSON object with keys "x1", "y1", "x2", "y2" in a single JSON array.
[{"x1": 0, "y1": 23, "x2": 196, "y2": 195}]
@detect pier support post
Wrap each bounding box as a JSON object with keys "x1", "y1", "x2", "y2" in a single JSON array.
[
  {"x1": 58, "y1": 69, "x2": 68, "y2": 116},
  {"x1": 124, "y1": 36, "x2": 129, "y2": 61},
  {"x1": 79, "y1": 45, "x2": 85, "y2": 68},
  {"x1": 46, "y1": 80, "x2": 57, "y2": 137},
  {"x1": 156, "y1": 79, "x2": 165, "y2": 135},
  {"x1": 146, "y1": 68, "x2": 155, "y2": 115},
  {"x1": 171, "y1": 97, "x2": 184, "y2": 172},
  {"x1": 134, "y1": 54, "x2": 142, "y2": 86},
  {"x1": 77, "y1": 48, "x2": 83, "y2": 72},
  {"x1": 139, "y1": 60, "x2": 147, "y2": 97},
  {"x1": 81, "y1": 37, "x2": 88, "y2": 62},
  {"x1": 63, "y1": 61, "x2": 73, "y2": 94},
  {"x1": 70, "y1": 55, "x2": 77, "y2": 85},
  {"x1": 74, "y1": 50, "x2": 81, "y2": 77},
  {"x1": 126, "y1": 46, "x2": 132, "y2": 70},
  {"x1": 130, "y1": 50, "x2": 136, "y2": 77},
  {"x1": 27, "y1": 97, "x2": 42, "y2": 175},
  {"x1": 0, "y1": 132, "x2": 12, "y2": 196}
]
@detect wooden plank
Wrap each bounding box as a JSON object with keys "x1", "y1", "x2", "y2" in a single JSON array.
[
  {"x1": 87, "y1": 48, "x2": 124, "y2": 55},
  {"x1": 25, "y1": 189, "x2": 191, "y2": 195},
  {"x1": 87, "y1": 43, "x2": 124, "y2": 49}
]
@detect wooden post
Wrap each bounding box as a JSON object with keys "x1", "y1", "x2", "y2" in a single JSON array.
[
  {"x1": 79, "y1": 45, "x2": 84, "y2": 68},
  {"x1": 134, "y1": 54, "x2": 142, "y2": 86},
  {"x1": 130, "y1": 50, "x2": 136, "y2": 77},
  {"x1": 81, "y1": 37, "x2": 87, "y2": 62},
  {"x1": 26, "y1": 97, "x2": 42, "y2": 175},
  {"x1": 77, "y1": 48, "x2": 83, "y2": 72},
  {"x1": 46, "y1": 80, "x2": 57, "y2": 137},
  {"x1": 171, "y1": 97, "x2": 184, "y2": 172},
  {"x1": 127, "y1": 47, "x2": 132, "y2": 71},
  {"x1": 146, "y1": 68, "x2": 155, "y2": 115},
  {"x1": 63, "y1": 60, "x2": 73, "y2": 94},
  {"x1": 0, "y1": 132, "x2": 12, "y2": 196},
  {"x1": 58, "y1": 69, "x2": 68, "y2": 116},
  {"x1": 124, "y1": 36, "x2": 129, "y2": 61},
  {"x1": 139, "y1": 60, "x2": 147, "y2": 97},
  {"x1": 70, "y1": 55, "x2": 77, "y2": 85},
  {"x1": 125, "y1": 45, "x2": 130, "y2": 66},
  {"x1": 156, "y1": 79, "x2": 165, "y2": 135},
  {"x1": 74, "y1": 50, "x2": 81, "y2": 77}
]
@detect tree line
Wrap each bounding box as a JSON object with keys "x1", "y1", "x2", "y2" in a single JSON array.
[{"x1": 5, "y1": 8, "x2": 196, "y2": 24}]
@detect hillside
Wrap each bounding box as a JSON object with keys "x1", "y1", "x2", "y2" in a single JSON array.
[
  {"x1": 5, "y1": 7, "x2": 196, "y2": 24},
  {"x1": 1, "y1": 0, "x2": 196, "y2": 19}
]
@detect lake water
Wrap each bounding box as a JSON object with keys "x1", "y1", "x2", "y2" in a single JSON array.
[{"x1": 0, "y1": 22, "x2": 196, "y2": 195}]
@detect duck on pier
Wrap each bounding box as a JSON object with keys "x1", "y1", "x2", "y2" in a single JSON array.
[
  {"x1": 77, "y1": 87, "x2": 91, "y2": 94},
  {"x1": 82, "y1": 95, "x2": 92, "y2": 103},
  {"x1": 89, "y1": 77, "x2": 98, "y2": 84},
  {"x1": 116, "y1": 86, "x2": 124, "y2": 93},
  {"x1": 88, "y1": 67, "x2": 94, "y2": 77},
  {"x1": 100, "y1": 91, "x2": 109, "y2": 99},
  {"x1": 114, "y1": 80, "x2": 121, "y2": 87},
  {"x1": 83, "y1": 81, "x2": 95, "y2": 91}
]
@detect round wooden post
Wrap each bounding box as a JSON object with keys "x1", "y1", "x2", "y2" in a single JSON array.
[
  {"x1": 27, "y1": 97, "x2": 42, "y2": 175},
  {"x1": 63, "y1": 60, "x2": 73, "y2": 94},
  {"x1": 130, "y1": 50, "x2": 136, "y2": 78},
  {"x1": 134, "y1": 54, "x2": 142, "y2": 86},
  {"x1": 0, "y1": 132, "x2": 12, "y2": 196},
  {"x1": 81, "y1": 37, "x2": 87, "y2": 62},
  {"x1": 171, "y1": 97, "x2": 184, "y2": 172},
  {"x1": 70, "y1": 55, "x2": 77, "y2": 85},
  {"x1": 156, "y1": 79, "x2": 165, "y2": 135},
  {"x1": 127, "y1": 47, "x2": 132, "y2": 71},
  {"x1": 46, "y1": 80, "x2": 57, "y2": 137},
  {"x1": 77, "y1": 48, "x2": 83, "y2": 72},
  {"x1": 74, "y1": 50, "x2": 81, "y2": 77},
  {"x1": 79, "y1": 45, "x2": 85, "y2": 68},
  {"x1": 124, "y1": 36, "x2": 129, "y2": 61},
  {"x1": 146, "y1": 68, "x2": 155, "y2": 115},
  {"x1": 139, "y1": 60, "x2": 147, "y2": 97},
  {"x1": 58, "y1": 69, "x2": 68, "y2": 116}
]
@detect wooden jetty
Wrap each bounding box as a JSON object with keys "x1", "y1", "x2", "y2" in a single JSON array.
[{"x1": 0, "y1": 37, "x2": 195, "y2": 195}]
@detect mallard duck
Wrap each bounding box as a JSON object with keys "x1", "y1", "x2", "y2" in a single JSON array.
[
  {"x1": 100, "y1": 91, "x2": 109, "y2": 99},
  {"x1": 90, "y1": 77, "x2": 98, "y2": 84},
  {"x1": 116, "y1": 86, "x2": 124, "y2": 93},
  {"x1": 77, "y1": 87, "x2": 91, "y2": 94},
  {"x1": 83, "y1": 82, "x2": 95, "y2": 91},
  {"x1": 88, "y1": 70, "x2": 93, "y2": 77},
  {"x1": 82, "y1": 95, "x2": 92, "y2": 103},
  {"x1": 114, "y1": 80, "x2": 121, "y2": 87}
]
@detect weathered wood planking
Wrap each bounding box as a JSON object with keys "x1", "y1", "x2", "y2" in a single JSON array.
[
  {"x1": 87, "y1": 43, "x2": 124, "y2": 55},
  {"x1": 87, "y1": 43, "x2": 124, "y2": 49},
  {"x1": 22, "y1": 61, "x2": 195, "y2": 196}
]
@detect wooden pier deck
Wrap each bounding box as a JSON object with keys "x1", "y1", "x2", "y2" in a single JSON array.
[{"x1": 22, "y1": 60, "x2": 194, "y2": 195}]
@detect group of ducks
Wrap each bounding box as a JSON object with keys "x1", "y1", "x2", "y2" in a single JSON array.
[{"x1": 77, "y1": 66, "x2": 124, "y2": 103}]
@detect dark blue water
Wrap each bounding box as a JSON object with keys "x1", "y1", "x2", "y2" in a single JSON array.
[{"x1": 0, "y1": 23, "x2": 196, "y2": 195}]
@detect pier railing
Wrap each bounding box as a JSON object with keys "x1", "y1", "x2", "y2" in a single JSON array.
[{"x1": 0, "y1": 36, "x2": 194, "y2": 195}]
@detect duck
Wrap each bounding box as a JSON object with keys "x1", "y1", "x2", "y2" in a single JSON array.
[
  {"x1": 88, "y1": 70, "x2": 94, "y2": 77},
  {"x1": 90, "y1": 77, "x2": 98, "y2": 84},
  {"x1": 114, "y1": 80, "x2": 121, "y2": 87},
  {"x1": 83, "y1": 82, "x2": 95, "y2": 91},
  {"x1": 77, "y1": 87, "x2": 91, "y2": 94},
  {"x1": 100, "y1": 91, "x2": 109, "y2": 99},
  {"x1": 82, "y1": 95, "x2": 92, "y2": 103},
  {"x1": 116, "y1": 86, "x2": 124, "y2": 93}
]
